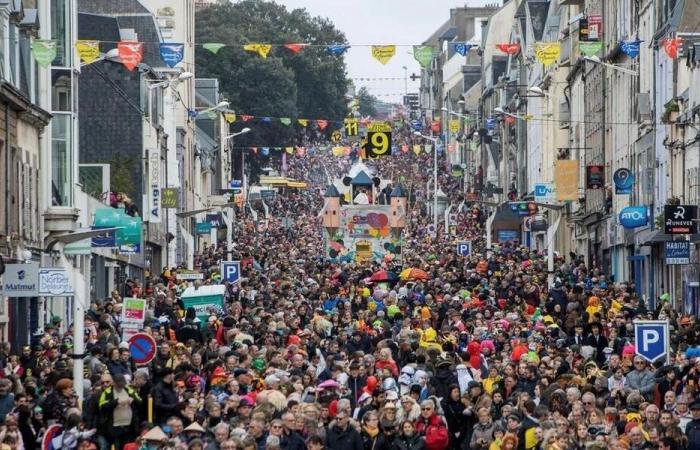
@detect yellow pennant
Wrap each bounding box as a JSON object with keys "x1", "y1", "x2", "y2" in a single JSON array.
[
  {"x1": 332, "y1": 146, "x2": 345, "y2": 157},
  {"x1": 76, "y1": 40, "x2": 100, "y2": 64},
  {"x1": 285, "y1": 147, "x2": 294, "y2": 154},
  {"x1": 371, "y1": 45, "x2": 396, "y2": 65},
  {"x1": 413, "y1": 145, "x2": 422, "y2": 155},
  {"x1": 448, "y1": 119, "x2": 460, "y2": 133},
  {"x1": 298, "y1": 119, "x2": 309, "y2": 127},
  {"x1": 534, "y1": 42, "x2": 561, "y2": 66},
  {"x1": 224, "y1": 113, "x2": 236, "y2": 124},
  {"x1": 243, "y1": 43, "x2": 272, "y2": 58}
]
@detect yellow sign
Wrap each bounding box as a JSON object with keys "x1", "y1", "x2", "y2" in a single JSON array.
[
  {"x1": 554, "y1": 160, "x2": 579, "y2": 201},
  {"x1": 331, "y1": 130, "x2": 342, "y2": 142},
  {"x1": 449, "y1": 119, "x2": 460, "y2": 133},
  {"x1": 366, "y1": 130, "x2": 392, "y2": 158},
  {"x1": 76, "y1": 40, "x2": 100, "y2": 64},
  {"x1": 371, "y1": 45, "x2": 396, "y2": 65},
  {"x1": 161, "y1": 188, "x2": 179, "y2": 208},
  {"x1": 368, "y1": 122, "x2": 392, "y2": 132},
  {"x1": 344, "y1": 118, "x2": 358, "y2": 136},
  {"x1": 534, "y1": 42, "x2": 561, "y2": 66}
]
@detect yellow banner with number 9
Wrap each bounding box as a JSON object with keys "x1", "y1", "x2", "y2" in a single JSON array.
[{"x1": 366, "y1": 131, "x2": 392, "y2": 158}]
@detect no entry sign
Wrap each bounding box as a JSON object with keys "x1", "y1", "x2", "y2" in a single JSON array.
[{"x1": 128, "y1": 332, "x2": 157, "y2": 365}]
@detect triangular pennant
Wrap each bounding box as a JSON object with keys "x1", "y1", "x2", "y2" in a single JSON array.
[
  {"x1": 534, "y1": 42, "x2": 560, "y2": 66},
  {"x1": 202, "y1": 43, "x2": 226, "y2": 54},
  {"x1": 298, "y1": 119, "x2": 309, "y2": 127},
  {"x1": 412, "y1": 145, "x2": 421, "y2": 155},
  {"x1": 424, "y1": 144, "x2": 433, "y2": 153},
  {"x1": 332, "y1": 146, "x2": 345, "y2": 157},
  {"x1": 296, "y1": 146, "x2": 306, "y2": 157},
  {"x1": 75, "y1": 40, "x2": 100, "y2": 65},
  {"x1": 32, "y1": 40, "x2": 57, "y2": 68},
  {"x1": 283, "y1": 43, "x2": 309, "y2": 54},
  {"x1": 241, "y1": 115, "x2": 253, "y2": 122},
  {"x1": 371, "y1": 45, "x2": 396, "y2": 65},
  {"x1": 243, "y1": 43, "x2": 272, "y2": 58},
  {"x1": 663, "y1": 37, "x2": 682, "y2": 59},
  {"x1": 620, "y1": 40, "x2": 641, "y2": 59},
  {"x1": 261, "y1": 117, "x2": 272, "y2": 124},
  {"x1": 451, "y1": 42, "x2": 473, "y2": 56},
  {"x1": 251, "y1": 147, "x2": 258, "y2": 154},
  {"x1": 274, "y1": 147, "x2": 282, "y2": 152},
  {"x1": 224, "y1": 113, "x2": 236, "y2": 124},
  {"x1": 496, "y1": 43, "x2": 520, "y2": 55},
  {"x1": 579, "y1": 41, "x2": 603, "y2": 57},
  {"x1": 449, "y1": 119, "x2": 460, "y2": 133},
  {"x1": 160, "y1": 43, "x2": 185, "y2": 68},
  {"x1": 285, "y1": 147, "x2": 294, "y2": 154},
  {"x1": 448, "y1": 144, "x2": 455, "y2": 152},
  {"x1": 279, "y1": 118, "x2": 291, "y2": 126},
  {"x1": 118, "y1": 40, "x2": 144, "y2": 71},
  {"x1": 262, "y1": 147, "x2": 270, "y2": 156},
  {"x1": 206, "y1": 111, "x2": 217, "y2": 120},
  {"x1": 327, "y1": 44, "x2": 350, "y2": 56},
  {"x1": 413, "y1": 46, "x2": 434, "y2": 67},
  {"x1": 316, "y1": 120, "x2": 328, "y2": 130}
]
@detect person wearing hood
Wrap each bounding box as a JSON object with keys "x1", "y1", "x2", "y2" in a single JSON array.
[{"x1": 442, "y1": 384, "x2": 473, "y2": 450}]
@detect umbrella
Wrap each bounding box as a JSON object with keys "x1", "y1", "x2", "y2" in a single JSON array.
[
  {"x1": 369, "y1": 270, "x2": 398, "y2": 282},
  {"x1": 399, "y1": 268, "x2": 430, "y2": 281}
]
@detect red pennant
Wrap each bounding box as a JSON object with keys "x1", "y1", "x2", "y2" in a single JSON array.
[
  {"x1": 505, "y1": 115, "x2": 517, "y2": 125},
  {"x1": 663, "y1": 38, "x2": 682, "y2": 59},
  {"x1": 316, "y1": 120, "x2": 328, "y2": 130},
  {"x1": 431, "y1": 120, "x2": 441, "y2": 133},
  {"x1": 448, "y1": 144, "x2": 454, "y2": 152},
  {"x1": 296, "y1": 146, "x2": 306, "y2": 157},
  {"x1": 496, "y1": 43, "x2": 521, "y2": 55},
  {"x1": 401, "y1": 144, "x2": 409, "y2": 153},
  {"x1": 118, "y1": 40, "x2": 143, "y2": 71},
  {"x1": 241, "y1": 115, "x2": 254, "y2": 122},
  {"x1": 251, "y1": 147, "x2": 258, "y2": 154},
  {"x1": 360, "y1": 117, "x2": 371, "y2": 126},
  {"x1": 283, "y1": 43, "x2": 309, "y2": 54}
]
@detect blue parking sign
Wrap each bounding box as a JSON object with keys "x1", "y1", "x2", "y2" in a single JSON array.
[
  {"x1": 634, "y1": 320, "x2": 669, "y2": 363},
  {"x1": 457, "y1": 241, "x2": 472, "y2": 256},
  {"x1": 221, "y1": 261, "x2": 241, "y2": 283}
]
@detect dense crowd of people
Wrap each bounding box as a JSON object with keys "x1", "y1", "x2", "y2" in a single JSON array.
[{"x1": 2, "y1": 127, "x2": 700, "y2": 450}]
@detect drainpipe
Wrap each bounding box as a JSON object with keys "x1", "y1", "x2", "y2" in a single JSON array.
[{"x1": 5, "y1": 101, "x2": 9, "y2": 246}]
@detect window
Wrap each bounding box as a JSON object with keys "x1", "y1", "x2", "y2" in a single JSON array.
[
  {"x1": 18, "y1": 31, "x2": 31, "y2": 99},
  {"x1": 51, "y1": 113, "x2": 72, "y2": 206},
  {"x1": 52, "y1": 69, "x2": 71, "y2": 111},
  {"x1": 50, "y1": 0, "x2": 71, "y2": 67}
]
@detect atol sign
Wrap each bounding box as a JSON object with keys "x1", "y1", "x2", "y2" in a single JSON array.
[
  {"x1": 534, "y1": 183, "x2": 555, "y2": 201},
  {"x1": 619, "y1": 206, "x2": 648, "y2": 229}
]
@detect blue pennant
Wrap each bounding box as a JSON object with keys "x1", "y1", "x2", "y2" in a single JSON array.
[
  {"x1": 160, "y1": 43, "x2": 185, "y2": 68},
  {"x1": 452, "y1": 42, "x2": 473, "y2": 56},
  {"x1": 327, "y1": 44, "x2": 350, "y2": 56},
  {"x1": 620, "y1": 39, "x2": 642, "y2": 59}
]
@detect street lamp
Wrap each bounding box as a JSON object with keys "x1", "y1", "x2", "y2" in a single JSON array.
[
  {"x1": 527, "y1": 86, "x2": 550, "y2": 97},
  {"x1": 147, "y1": 71, "x2": 194, "y2": 90},
  {"x1": 414, "y1": 131, "x2": 440, "y2": 234},
  {"x1": 584, "y1": 56, "x2": 638, "y2": 76},
  {"x1": 199, "y1": 101, "x2": 230, "y2": 115},
  {"x1": 442, "y1": 107, "x2": 474, "y2": 120}
]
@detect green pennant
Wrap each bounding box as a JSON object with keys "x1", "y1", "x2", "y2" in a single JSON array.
[
  {"x1": 413, "y1": 45, "x2": 434, "y2": 68},
  {"x1": 206, "y1": 111, "x2": 217, "y2": 120},
  {"x1": 579, "y1": 41, "x2": 603, "y2": 57},
  {"x1": 202, "y1": 43, "x2": 226, "y2": 54},
  {"x1": 32, "y1": 40, "x2": 57, "y2": 68},
  {"x1": 279, "y1": 118, "x2": 292, "y2": 126},
  {"x1": 393, "y1": 120, "x2": 403, "y2": 128}
]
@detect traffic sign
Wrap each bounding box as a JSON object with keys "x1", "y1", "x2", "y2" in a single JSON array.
[
  {"x1": 128, "y1": 332, "x2": 157, "y2": 365},
  {"x1": 457, "y1": 241, "x2": 472, "y2": 256},
  {"x1": 221, "y1": 260, "x2": 241, "y2": 283},
  {"x1": 634, "y1": 320, "x2": 669, "y2": 363}
]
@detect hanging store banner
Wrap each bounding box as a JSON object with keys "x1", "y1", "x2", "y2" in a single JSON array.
[
  {"x1": 586, "y1": 165, "x2": 605, "y2": 189},
  {"x1": 665, "y1": 241, "x2": 690, "y2": 265},
  {"x1": 579, "y1": 41, "x2": 603, "y2": 56},
  {"x1": 161, "y1": 188, "x2": 179, "y2": 209},
  {"x1": 159, "y1": 43, "x2": 185, "y2": 68},
  {"x1": 76, "y1": 40, "x2": 100, "y2": 64},
  {"x1": 118, "y1": 40, "x2": 144, "y2": 71},
  {"x1": 148, "y1": 149, "x2": 162, "y2": 223},
  {"x1": 371, "y1": 45, "x2": 396, "y2": 65},
  {"x1": 613, "y1": 168, "x2": 635, "y2": 194},
  {"x1": 32, "y1": 40, "x2": 57, "y2": 68},
  {"x1": 664, "y1": 205, "x2": 698, "y2": 234},
  {"x1": 2, "y1": 263, "x2": 39, "y2": 297},
  {"x1": 554, "y1": 160, "x2": 579, "y2": 201},
  {"x1": 534, "y1": 42, "x2": 561, "y2": 66},
  {"x1": 413, "y1": 46, "x2": 434, "y2": 67}
]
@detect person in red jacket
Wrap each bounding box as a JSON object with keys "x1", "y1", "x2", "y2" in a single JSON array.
[
  {"x1": 414, "y1": 399, "x2": 449, "y2": 450},
  {"x1": 375, "y1": 348, "x2": 399, "y2": 377}
]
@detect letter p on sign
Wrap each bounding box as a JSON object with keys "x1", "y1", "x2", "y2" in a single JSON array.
[
  {"x1": 641, "y1": 329, "x2": 659, "y2": 351},
  {"x1": 634, "y1": 321, "x2": 668, "y2": 363},
  {"x1": 221, "y1": 261, "x2": 241, "y2": 283}
]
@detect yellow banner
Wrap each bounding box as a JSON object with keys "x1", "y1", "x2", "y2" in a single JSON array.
[
  {"x1": 285, "y1": 147, "x2": 294, "y2": 154},
  {"x1": 413, "y1": 145, "x2": 421, "y2": 155},
  {"x1": 554, "y1": 160, "x2": 579, "y2": 201},
  {"x1": 76, "y1": 40, "x2": 100, "y2": 64},
  {"x1": 298, "y1": 119, "x2": 309, "y2": 127},
  {"x1": 243, "y1": 43, "x2": 272, "y2": 58},
  {"x1": 449, "y1": 119, "x2": 460, "y2": 133},
  {"x1": 368, "y1": 121, "x2": 392, "y2": 132},
  {"x1": 534, "y1": 42, "x2": 561, "y2": 66},
  {"x1": 371, "y1": 45, "x2": 396, "y2": 65}
]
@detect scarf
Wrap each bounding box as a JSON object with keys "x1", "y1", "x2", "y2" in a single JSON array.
[{"x1": 363, "y1": 425, "x2": 380, "y2": 438}]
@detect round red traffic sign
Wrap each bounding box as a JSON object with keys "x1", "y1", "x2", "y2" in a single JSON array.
[{"x1": 128, "y1": 332, "x2": 157, "y2": 365}]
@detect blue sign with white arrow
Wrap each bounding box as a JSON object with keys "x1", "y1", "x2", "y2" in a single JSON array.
[
  {"x1": 457, "y1": 241, "x2": 472, "y2": 256},
  {"x1": 634, "y1": 320, "x2": 669, "y2": 363},
  {"x1": 221, "y1": 260, "x2": 241, "y2": 283}
]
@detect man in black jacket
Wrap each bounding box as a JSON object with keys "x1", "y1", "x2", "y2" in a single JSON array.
[
  {"x1": 346, "y1": 361, "x2": 366, "y2": 409},
  {"x1": 687, "y1": 401, "x2": 700, "y2": 450},
  {"x1": 326, "y1": 411, "x2": 363, "y2": 450},
  {"x1": 152, "y1": 368, "x2": 179, "y2": 425},
  {"x1": 177, "y1": 307, "x2": 203, "y2": 344}
]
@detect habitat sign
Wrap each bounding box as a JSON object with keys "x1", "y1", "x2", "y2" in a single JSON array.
[{"x1": 665, "y1": 241, "x2": 690, "y2": 265}]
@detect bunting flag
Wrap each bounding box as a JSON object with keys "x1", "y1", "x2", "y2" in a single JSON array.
[
  {"x1": 448, "y1": 120, "x2": 460, "y2": 133},
  {"x1": 620, "y1": 40, "x2": 642, "y2": 58},
  {"x1": 203, "y1": 43, "x2": 226, "y2": 54},
  {"x1": 327, "y1": 44, "x2": 350, "y2": 56},
  {"x1": 424, "y1": 144, "x2": 433, "y2": 153},
  {"x1": 284, "y1": 43, "x2": 309, "y2": 54},
  {"x1": 413, "y1": 46, "x2": 434, "y2": 67},
  {"x1": 371, "y1": 45, "x2": 396, "y2": 65},
  {"x1": 448, "y1": 144, "x2": 455, "y2": 152},
  {"x1": 298, "y1": 119, "x2": 309, "y2": 127},
  {"x1": 118, "y1": 40, "x2": 144, "y2": 71},
  {"x1": 241, "y1": 115, "x2": 253, "y2": 122},
  {"x1": 285, "y1": 147, "x2": 294, "y2": 154},
  {"x1": 243, "y1": 43, "x2": 272, "y2": 58},
  {"x1": 261, "y1": 147, "x2": 270, "y2": 156},
  {"x1": 412, "y1": 145, "x2": 421, "y2": 155},
  {"x1": 316, "y1": 120, "x2": 328, "y2": 130},
  {"x1": 579, "y1": 41, "x2": 603, "y2": 57},
  {"x1": 32, "y1": 40, "x2": 57, "y2": 68},
  {"x1": 663, "y1": 37, "x2": 682, "y2": 59},
  {"x1": 534, "y1": 42, "x2": 560, "y2": 65},
  {"x1": 504, "y1": 115, "x2": 517, "y2": 125},
  {"x1": 251, "y1": 147, "x2": 258, "y2": 154},
  {"x1": 261, "y1": 117, "x2": 272, "y2": 124},
  {"x1": 296, "y1": 146, "x2": 306, "y2": 157},
  {"x1": 75, "y1": 40, "x2": 100, "y2": 64},
  {"x1": 224, "y1": 113, "x2": 236, "y2": 124},
  {"x1": 160, "y1": 43, "x2": 185, "y2": 68},
  {"x1": 496, "y1": 43, "x2": 521, "y2": 56},
  {"x1": 452, "y1": 42, "x2": 473, "y2": 56},
  {"x1": 279, "y1": 118, "x2": 291, "y2": 126}
]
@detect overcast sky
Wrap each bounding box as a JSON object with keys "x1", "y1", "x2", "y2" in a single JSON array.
[{"x1": 271, "y1": 0, "x2": 492, "y2": 102}]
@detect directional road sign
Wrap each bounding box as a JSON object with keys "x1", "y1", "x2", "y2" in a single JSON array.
[
  {"x1": 457, "y1": 241, "x2": 472, "y2": 256},
  {"x1": 221, "y1": 260, "x2": 241, "y2": 283},
  {"x1": 128, "y1": 332, "x2": 157, "y2": 365},
  {"x1": 634, "y1": 320, "x2": 669, "y2": 363}
]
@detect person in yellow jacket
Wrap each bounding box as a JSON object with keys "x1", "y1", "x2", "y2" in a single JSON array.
[
  {"x1": 97, "y1": 373, "x2": 143, "y2": 448},
  {"x1": 483, "y1": 366, "x2": 502, "y2": 395},
  {"x1": 419, "y1": 327, "x2": 443, "y2": 352}
]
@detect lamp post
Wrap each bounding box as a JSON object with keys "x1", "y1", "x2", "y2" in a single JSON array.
[
  {"x1": 584, "y1": 56, "x2": 638, "y2": 76},
  {"x1": 224, "y1": 128, "x2": 251, "y2": 215},
  {"x1": 414, "y1": 131, "x2": 440, "y2": 234}
]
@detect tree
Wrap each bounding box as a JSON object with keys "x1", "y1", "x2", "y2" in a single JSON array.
[{"x1": 356, "y1": 86, "x2": 378, "y2": 117}]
